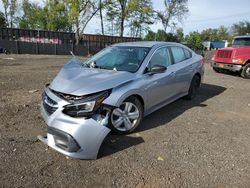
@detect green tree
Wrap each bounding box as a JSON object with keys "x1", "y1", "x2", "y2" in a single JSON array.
[
  {"x1": 127, "y1": 0, "x2": 154, "y2": 37},
  {"x1": 106, "y1": 0, "x2": 154, "y2": 37},
  {"x1": 232, "y1": 21, "x2": 250, "y2": 35},
  {"x1": 68, "y1": 0, "x2": 103, "y2": 44},
  {"x1": 2, "y1": 0, "x2": 17, "y2": 27},
  {"x1": 0, "y1": 12, "x2": 6, "y2": 28},
  {"x1": 98, "y1": 0, "x2": 111, "y2": 35},
  {"x1": 176, "y1": 27, "x2": 184, "y2": 42},
  {"x1": 200, "y1": 26, "x2": 232, "y2": 42},
  {"x1": 144, "y1": 29, "x2": 178, "y2": 42},
  {"x1": 186, "y1": 31, "x2": 203, "y2": 51},
  {"x1": 44, "y1": 0, "x2": 71, "y2": 32},
  {"x1": 156, "y1": 0, "x2": 188, "y2": 32},
  {"x1": 217, "y1": 26, "x2": 232, "y2": 41},
  {"x1": 18, "y1": 0, "x2": 47, "y2": 30},
  {"x1": 68, "y1": 0, "x2": 90, "y2": 44},
  {"x1": 105, "y1": 1, "x2": 119, "y2": 35},
  {"x1": 144, "y1": 30, "x2": 156, "y2": 40},
  {"x1": 106, "y1": 0, "x2": 129, "y2": 37}
]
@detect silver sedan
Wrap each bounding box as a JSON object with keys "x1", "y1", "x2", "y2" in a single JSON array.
[{"x1": 38, "y1": 41, "x2": 204, "y2": 159}]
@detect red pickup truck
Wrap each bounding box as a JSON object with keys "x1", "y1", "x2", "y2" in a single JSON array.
[{"x1": 211, "y1": 35, "x2": 250, "y2": 79}]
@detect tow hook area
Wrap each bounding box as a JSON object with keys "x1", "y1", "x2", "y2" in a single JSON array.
[
  {"x1": 38, "y1": 105, "x2": 113, "y2": 159},
  {"x1": 92, "y1": 112, "x2": 110, "y2": 126},
  {"x1": 91, "y1": 104, "x2": 114, "y2": 127},
  {"x1": 37, "y1": 135, "x2": 47, "y2": 144}
]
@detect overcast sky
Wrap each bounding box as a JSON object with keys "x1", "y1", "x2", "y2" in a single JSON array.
[{"x1": 1, "y1": 0, "x2": 250, "y2": 35}]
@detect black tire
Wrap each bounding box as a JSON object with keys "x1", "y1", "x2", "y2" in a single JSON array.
[
  {"x1": 109, "y1": 96, "x2": 143, "y2": 135},
  {"x1": 4, "y1": 49, "x2": 10, "y2": 54},
  {"x1": 241, "y1": 63, "x2": 250, "y2": 79},
  {"x1": 185, "y1": 75, "x2": 200, "y2": 100},
  {"x1": 213, "y1": 67, "x2": 222, "y2": 73}
]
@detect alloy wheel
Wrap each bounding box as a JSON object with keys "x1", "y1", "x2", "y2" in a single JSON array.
[{"x1": 111, "y1": 102, "x2": 140, "y2": 132}]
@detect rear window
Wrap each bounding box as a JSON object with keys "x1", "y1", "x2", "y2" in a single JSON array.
[
  {"x1": 183, "y1": 48, "x2": 192, "y2": 59},
  {"x1": 171, "y1": 47, "x2": 186, "y2": 63}
]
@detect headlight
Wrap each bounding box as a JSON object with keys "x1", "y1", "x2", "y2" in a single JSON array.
[
  {"x1": 62, "y1": 90, "x2": 110, "y2": 117},
  {"x1": 232, "y1": 58, "x2": 244, "y2": 64}
]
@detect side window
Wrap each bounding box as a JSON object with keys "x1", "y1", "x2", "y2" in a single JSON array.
[
  {"x1": 171, "y1": 47, "x2": 186, "y2": 63},
  {"x1": 183, "y1": 48, "x2": 192, "y2": 59},
  {"x1": 149, "y1": 47, "x2": 171, "y2": 70}
]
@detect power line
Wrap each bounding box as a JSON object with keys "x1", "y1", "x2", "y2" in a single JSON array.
[{"x1": 186, "y1": 12, "x2": 250, "y2": 23}]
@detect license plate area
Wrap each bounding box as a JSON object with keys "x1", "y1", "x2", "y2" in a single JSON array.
[{"x1": 218, "y1": 63, "x2": 224, "y2": 68}]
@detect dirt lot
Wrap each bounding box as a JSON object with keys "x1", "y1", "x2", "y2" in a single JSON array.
[{"x1": 0, "y1": 53, "x2": 250, "y2": 187}]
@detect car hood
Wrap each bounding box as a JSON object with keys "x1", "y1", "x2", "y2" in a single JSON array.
[{"x1": 49, "y1": 58, "x2": 136, "y2": 96}]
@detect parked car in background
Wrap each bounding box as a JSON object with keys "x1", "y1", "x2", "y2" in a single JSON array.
[
  {"x1": 38, "y1": 41, "x2": 205, "y2": 159},
  {"x1": 211, "y1": 35, "x2": 250, "y2": 79},
  {"x1": 0, "y1": 46, "x2": 6, "y2": 53},
  {"x1": 0, "y1": 46, "x2": 9, "y2": 54}
]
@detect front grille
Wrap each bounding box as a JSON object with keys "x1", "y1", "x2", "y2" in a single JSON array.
[
  {"x1": 50, "y1": 89, "x2": 86, "y2": 102},
  {"x1": 42, "y1": 92, "x2": 58, "y2": 115},
  {"x1": 217, "y1": 50, "x2": 232, "y2": 58}
]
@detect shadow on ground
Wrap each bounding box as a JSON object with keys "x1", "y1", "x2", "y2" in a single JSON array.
[
  {"x1": 99, "y1": 83, "x2": 226, "y2": 158},
  {"x1": 215, "y1": 69, "x2": 242, "y2": 78}
]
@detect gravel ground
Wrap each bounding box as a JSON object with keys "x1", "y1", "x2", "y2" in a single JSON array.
[{"x1": 0, "y1": 52, "x2": 250, "y2": 187}]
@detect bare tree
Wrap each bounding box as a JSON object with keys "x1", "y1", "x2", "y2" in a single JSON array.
[{"x1": 99, "y1": 0, "x2": 104, "y2": 35}]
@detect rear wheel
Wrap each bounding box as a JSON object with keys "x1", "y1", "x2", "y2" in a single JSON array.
[
  {"x1": 185, "y1": 75, "x2": 200, "y2": 100},
  {"x1": 241, "y1": 63, "x2": 250, "y2": 79},
  {"x1": 109, "y1": 96, "x2": 143, "y2": 134}
]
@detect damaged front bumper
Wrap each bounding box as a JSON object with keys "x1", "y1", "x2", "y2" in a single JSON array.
[{"x1": 38, "y1": 88, "x2": 111, "y2": 160}]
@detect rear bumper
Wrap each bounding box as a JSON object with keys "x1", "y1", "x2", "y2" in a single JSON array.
[{"x1": 211, "y1": 62, "x2": 242, "y2": 72}]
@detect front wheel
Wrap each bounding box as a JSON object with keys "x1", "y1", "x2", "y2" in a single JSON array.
[
  {"x1": 241, "y1": 63, "x2": 250, "y2": 79},
  {"x1": 109, "y1": 97, "x2": 143, "y2": 134}
]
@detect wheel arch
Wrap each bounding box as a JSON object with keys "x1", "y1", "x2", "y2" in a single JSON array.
[
  {"x1": 103, "y1": 88, "x2": 146, "y2": 109},
  {"x1": 124, "y1": 94, "x2": 145, "y2": 110},
  {"x1": 193, "y1": 72, "x2": 201, "y2": 86},
  {"x1": 244, "y1": 59, "x2": 250, "y2": 65}
]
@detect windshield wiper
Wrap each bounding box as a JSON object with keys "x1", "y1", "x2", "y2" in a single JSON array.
[
  {"x1": 82, "y1": 62, "x2": 90, "y2": 68},
  {"x1": 98, "y1": 66, "x2": 112, "y2": 70}
]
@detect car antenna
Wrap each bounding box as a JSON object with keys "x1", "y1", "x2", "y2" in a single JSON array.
[{"x1": 70, "y1": 51, "x2": 75, "y2": 57}]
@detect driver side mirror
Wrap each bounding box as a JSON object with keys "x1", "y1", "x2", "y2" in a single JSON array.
[{"x1": 147, "y1": 64, "x2": 167, "y2": 75}]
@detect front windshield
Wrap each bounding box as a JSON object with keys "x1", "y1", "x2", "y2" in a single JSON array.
[
  {"x1": 232, "y1": 38, "x2": 250, "y2": 47},
  {"x1": 85, "y1": 46, "x2": 150, "y2": 73}
]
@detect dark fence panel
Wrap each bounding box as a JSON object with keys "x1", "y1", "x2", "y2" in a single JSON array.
[
  {"x1": 74, "y1": 45, "x2": 88, "y2": 56},
  {"x1": 57, "y1": 43, "x2": 72, "y2": 55},
  {"x1": 18, "y1": 42, "x2": 36, "y2": 54},
  {"x1": 0, "y1": 39, "x2": 18, "y2": 53},
  {"x1": 0, "y1": 28, "x2": 141, "y2": 56},
  {"x1": 38, "y1": 43, "x2": 56, "y2": 55},
  {"x1": 0, "y1": 39, "x2": 91, "y2": 56}
]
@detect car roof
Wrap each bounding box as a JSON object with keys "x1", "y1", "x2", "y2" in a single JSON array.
[
  {"x1": 112, "y1": 41, "x2": 179, "y2": 48},
  {"x1": 234, "y1": 35, "x2": 250, "y2": 39}
]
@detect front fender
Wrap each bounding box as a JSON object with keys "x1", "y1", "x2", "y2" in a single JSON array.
[{"x1": 103, "y1": 82, "x2": 146, "y2": 109}]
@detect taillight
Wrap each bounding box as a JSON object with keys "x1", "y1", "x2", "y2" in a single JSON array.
[{"x1": 201, "y1": 57, "x2": 205, "y2": 64}]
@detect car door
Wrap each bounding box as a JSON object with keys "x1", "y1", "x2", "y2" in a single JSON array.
[
  {"x1": 169, "y1": 46, "x2": 194, "y2": 94},
  {"x1": 143, "y1": 46, "x2": 179, "y2": 110}
]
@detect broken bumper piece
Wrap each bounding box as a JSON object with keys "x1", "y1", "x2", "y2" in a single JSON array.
[{"x1": 38, "y1": 88, "x2": 111, "y2": 160}]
